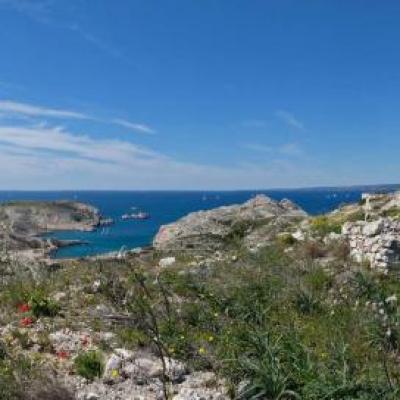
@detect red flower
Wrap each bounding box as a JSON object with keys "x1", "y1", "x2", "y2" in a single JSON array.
[
  {"x1": 17, "y1": 303, "x2": 31, "y2": 313},
  {"x1": 20, "y1": 317, "x2": 33, "y2": 327},
  {"x1": 56, "y1": 351, "x2": 69, "y2": 360}
]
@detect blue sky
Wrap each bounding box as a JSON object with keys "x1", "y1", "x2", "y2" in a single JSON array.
[{"x1": 0, "y1": 0, "x2": 399, "y2": 189}]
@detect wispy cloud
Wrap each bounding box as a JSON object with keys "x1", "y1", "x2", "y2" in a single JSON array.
[
  {"x1": 0, "y1": 120, "x2": 322, "y2": 189},
  {"x1": 0, "y1": 99, "x2": 156, "y2": 134},
  {"x1": 112, "y1": 119, "x2": 156, "y2": 135},
  {"x1": 276, "y1": 110, "x2": 305, "y2": 130},
  {"x1": 0, "y1": 0, "x2": 125, "y2": 61},
  {"x1": 0, "y1": 0, "x2": 52, "y2": 23},
  {"x1": 0, "y1": 125, "x2": 157, "y2": 165},
  {"x1": 0, "y1": 100, "x2": 88, "y2": 120},
  {"x1": 68, "y1": 24, "x2": 125, "y2": 61}
]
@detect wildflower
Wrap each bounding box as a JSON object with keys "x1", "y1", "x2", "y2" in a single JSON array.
[
  {"x1": 180, "y1": 335, "x2": 185, "y2": 340},
  {"x1": 20, "y1": 317, "x2": 33, "y2": 327},
  {"x1": 213, "y1": 312, "x2": 219, "y2": 318},
  {"x1": 56, "y1": 351, "x2": 69, "y2": 360},
  {"x1": 386, "y1": 328, "x2": 392, "y2": 337},
  {"x1": 207, "y1": 335, "x2": 214, "y2": 342},
  {"x1": 17, "y1": 303, "x2": 31, "y2": 313},
  {"x1": 198, "y1": 347, "x2": 206, "y2": 355},
  {"x1": 111, "y1": 369, "x2": 119, "y2": 378},
  {"x1": 379, "y1": 308, "x2": 385, "y2": 315}
]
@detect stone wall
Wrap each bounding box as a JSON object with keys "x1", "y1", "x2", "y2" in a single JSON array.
[{"x1": 343, "y1": 218, "x2": 400, "y2": 272}]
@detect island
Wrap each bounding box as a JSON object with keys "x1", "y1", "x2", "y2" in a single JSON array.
[{"x1": 0, "y1": 200, "x2": 112, "y2": 260}]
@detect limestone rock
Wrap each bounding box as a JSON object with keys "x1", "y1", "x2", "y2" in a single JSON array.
[{"x1": 154, "y1": 195, "x2": 307, "y2": 251}]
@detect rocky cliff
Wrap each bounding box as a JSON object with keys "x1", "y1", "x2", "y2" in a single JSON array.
[
  {"x1": 0, "y1": 200, "x2": 102, "y2": 252},
  {"x1": 153, "y1": 194, "x2": 308, "y2": 251}
]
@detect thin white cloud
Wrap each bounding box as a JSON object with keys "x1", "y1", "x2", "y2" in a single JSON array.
[
  {"x1": 112, "y1": 119, "x2": 156, "y2": 135},
  {"x1": 276, "y1": 110, "x2": 305, "y2": 130},
  {"x1": 0, "y1": 122, "x2": 323, "y2": 189},
  {"x1": 0, "y1": 100, "x2": 156, "y2": 135},
  {"x1": 0, "y1": 1, "x2": 125, "y2": 61},
  {"x1": 0, "y1": 125, "x2": 157, "y2": 165},
  {"x1": 0, "y1": 100, "x2": 88, "y2": 120}
]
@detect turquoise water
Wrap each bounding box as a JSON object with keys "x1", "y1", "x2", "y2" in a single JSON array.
[{"x1": 0, "y1": 187, "x2": 397, "y2": 258}]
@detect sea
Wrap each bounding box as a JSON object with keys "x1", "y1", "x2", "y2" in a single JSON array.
[{"x1": 0, "y1": 186, "x2": 398, "y2": 259}]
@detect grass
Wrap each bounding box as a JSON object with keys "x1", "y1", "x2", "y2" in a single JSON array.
[{"x1": 74, "y1": 351, "x2": 104, "y2": 381}]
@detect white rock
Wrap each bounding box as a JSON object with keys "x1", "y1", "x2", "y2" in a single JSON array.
[
  {"x1": 159, "y1": 257, "x2": 176, "y2": 268},
  {"x1": 363, "y1": 219, "x2": 384, "y2": 237},
  {"x1": 85, "y1": 393, "x2": 100, "y2": 400},
  {"x1": 292, "y1": 230, "x2": 305, "y2": 241},
  {"x1": 114, "y1": 348, "x2": 134, "y2": 360},
  {"x1": 103, "y1": 354, "x2": 122, "y2": 380}
]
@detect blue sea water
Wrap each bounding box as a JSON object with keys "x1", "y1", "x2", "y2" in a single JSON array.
[{"x1": 0, "y1": 188, "x2": 397, "y2": 259}]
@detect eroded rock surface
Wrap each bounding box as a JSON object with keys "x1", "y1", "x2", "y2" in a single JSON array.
[{"x1": 154, "y1": 195, "x2": 307, "y2": 252}]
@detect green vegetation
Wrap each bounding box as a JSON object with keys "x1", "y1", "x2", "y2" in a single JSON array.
[
  {"x1": 0, "y1": 216, "x2": 400, "y2": 397},
  {"x1": 29, "y1": 290, "x2": 60, "y2": 318},
  {"x1": 310, "y1": 216, "x2": 342, "y2": 235},
  {"x1": 382, "y1": 207, "x2": 400, "y2": 219},
  {"x1": 74, "y1": 351, "x2": 104, "y2": 381}
]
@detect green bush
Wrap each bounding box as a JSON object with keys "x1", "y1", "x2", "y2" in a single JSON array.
[
  {"x1": 29, "y1": 291, "x2": 60, "y2": 318},
  {"x1": 74, "y1": 351, "x2": 104, "y2": 381}
]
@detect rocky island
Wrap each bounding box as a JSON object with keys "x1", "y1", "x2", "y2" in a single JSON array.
[
  {"x1": 0, "y1": 200, "x2": 111, "y2": 261},
  {"x1": 0, "y1": 193, "x2": 400, "y2": 399}
]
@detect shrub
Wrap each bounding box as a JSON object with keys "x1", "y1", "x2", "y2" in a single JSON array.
[
  {"x1": 382, "y1": 207, "x2": 400, "y2": 219},
  {"x1": 74, "y1": 351, "x2": 104, "y2": 381},
  {"x1": 117, "y1": 328, "x2": 149, "y2": 348},
  {"x1": 239, "y1": 335, "x2": 300, "y2": 400},
  {"x1": 294, "y1": 290, "x2": 322, "y2": 315},
  {"x1": 29, "y1": 291, "x2": 60, "y2": 318},
  {"x1": 310, "y1": 216, "x2": 342, "y2": 235},
  {"x1": 276, "y1": 233, "x2": 297, "y2": 247}
]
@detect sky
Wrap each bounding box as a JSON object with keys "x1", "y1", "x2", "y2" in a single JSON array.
[{"x1": 0, "y1": 0, "x2": 399, "y2": 190}]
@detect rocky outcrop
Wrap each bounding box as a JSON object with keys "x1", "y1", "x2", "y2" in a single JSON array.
[
  {"x1": 343, "y1": 218, "x2": 400, "y2": 272},
  {"x1": 154, "y1": 195, "x2": 307, "y2": 251},
  {"x1": 0, "y1": 201, "x2": 104, "y2": 253}
]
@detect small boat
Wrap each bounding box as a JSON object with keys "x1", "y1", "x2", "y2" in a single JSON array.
[{"x1": 122, "y1": 211, "x2": 150, "y2": 220}]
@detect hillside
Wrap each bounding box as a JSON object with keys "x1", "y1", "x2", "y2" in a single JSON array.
[{"x1": 0, "y1": 194, "x2": 400, "y2": 399}]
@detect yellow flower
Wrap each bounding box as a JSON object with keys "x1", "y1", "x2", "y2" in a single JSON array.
[
  {"x1": 111, "y1": 369, "x2": 119, "y2": 378},
  {"x1": 213, "y1": 312, "x2": 219, "y2": 317},
  {"x1": 207, "y1": 335, "x2": 214, "y2": 342},
  {"x1": 199, "y1": 347, "x2": 206, "y2": 355}
]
